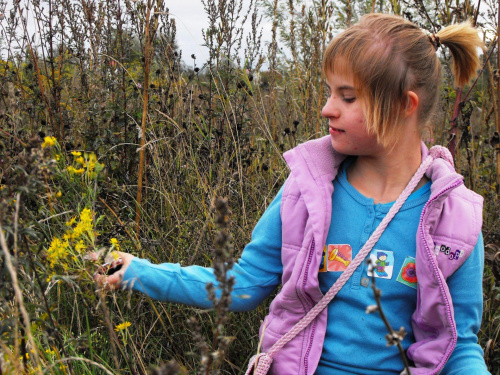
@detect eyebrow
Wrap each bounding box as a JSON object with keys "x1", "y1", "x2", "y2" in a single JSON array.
[
  {"x1": 337, "y1": 85, "x2": 355, "y2": 90},
  {"x1": 324, "y1": 82, "x2": 355, "y2": 91}
]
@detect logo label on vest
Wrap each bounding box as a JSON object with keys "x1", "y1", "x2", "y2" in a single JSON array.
[
  {"x1": 434, "y1": 243, "x2": 464, "y2": 261},
  {"x1": 396, "y1": 256, "x2": 418, "y2": 289},
  {"x1": 319, "y1": 244, "x2": 352, "y2": 272},
  {"x1": 367, "y1": 250, "x2": 394, "y2": 279}
]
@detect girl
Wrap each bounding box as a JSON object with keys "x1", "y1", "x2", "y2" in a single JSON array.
[{"x1": 99, "y1": 14, "x2": 489, "y2": 375}]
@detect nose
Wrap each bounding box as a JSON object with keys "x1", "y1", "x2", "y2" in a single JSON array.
[{"x1": 321, "y1": 96, "x2": 340, "y2": 119}]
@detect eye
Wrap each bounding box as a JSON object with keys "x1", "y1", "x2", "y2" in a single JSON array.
[{"x1": 343, "y1": 96, "x2": 356, "y2": 103}]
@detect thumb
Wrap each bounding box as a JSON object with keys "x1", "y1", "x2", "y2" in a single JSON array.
[{"x1": 107, "y1": 269, "x2": 125, "y2": 289}]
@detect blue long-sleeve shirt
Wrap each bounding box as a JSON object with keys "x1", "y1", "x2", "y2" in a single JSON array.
[{"x1": 123, "y1": 164, "x2": 489, "y2": 374}]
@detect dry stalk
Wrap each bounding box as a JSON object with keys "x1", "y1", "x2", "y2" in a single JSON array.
[
  {"x1": 135, "y1": 0, "x2": 159, "y2": 238},
  {"x1": 0, "y1": 195, "x2": 42, "y2": 374},
  {"x1": 496, "y1": 0, "x2": 500, "y2": 190},
  {"x1": 366, "y1": 259, "x2": 411, "y2": 375}
]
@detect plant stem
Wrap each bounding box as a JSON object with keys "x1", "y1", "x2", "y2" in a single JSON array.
[
  {"x1": 368, "y1": 261, "x2": 412, "y2": 375},
  {"x1": 0, "y1": 195, "x2": 42, "y2": 374},
  {"x1": 135, "y1": 0, "x2": 155, "y2": 240},
  {"x1": 496, "y1": 0, "x2": 500, "y2": 191}
]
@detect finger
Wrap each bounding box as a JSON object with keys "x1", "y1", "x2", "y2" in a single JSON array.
[
  {"x1": 88, "y1": 252, "x2": 100, "y2": 261},
  {"x1": 107, "y1": 271, "x2": 124, "y2": 287},
  {"x1": 94, "y1": 273, "x2": 106, "y2": 284}
]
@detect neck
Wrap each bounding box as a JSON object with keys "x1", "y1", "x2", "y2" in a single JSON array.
[{"x1": 346, "y1": 137, "x2": 428, "y2": 204}]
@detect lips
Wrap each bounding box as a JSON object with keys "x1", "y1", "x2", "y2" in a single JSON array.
[{"x1": 329, "y1": 126, "x2": 345, "y2": 135}]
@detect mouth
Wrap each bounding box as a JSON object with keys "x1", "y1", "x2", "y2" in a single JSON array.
[{"x1": 329, "y1": 127, "x2": 345, "y2": 135}]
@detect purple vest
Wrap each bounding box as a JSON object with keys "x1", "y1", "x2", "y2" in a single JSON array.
[{"x1": 259, "y1": 136, "x2": 483, "y2": 374}]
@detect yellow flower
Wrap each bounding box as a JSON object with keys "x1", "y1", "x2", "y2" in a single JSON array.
[
  {"x1": 55, "y1": 154, "x2": 61, "y2": 161},
  {"x1": 71, "y1": 151, "x2": 82, "y2": 156},
  {"x1": 46, "y1": 237, "x2": 70, "y2": 267},
  {"x1": 56, "y1": 191, "x2": 62, "y2": 198},
  {"x1": 71, "y1": 208, "x2": 93, "y2": 240},
  {"x1": 110, "y1": 238, "x2": 121, "y2": 251},
  {"x1": 75, "y1": 156, "x2": 85, "y2": 165},
  {"x1": 80, "y1": 208, "x2": 93, "y2": 226},
  {"x1": 114, "y1": 321, "x2": 131, "y2": 332},
  {"x1": 65, "y1": 217, "x2": 76, "y2": 227},
  {"x1": 41, "y1": 136, "x2": 57, "y2": 148},
  {"x1": 45, "y1": 349, "x2": 56, "y2": 356},
  {"x1": 68, "y1": 165, "x2": 85, "y2": 175},
  {"x1": 75, "y1": 240, "x2": 86, "y2": 253}
]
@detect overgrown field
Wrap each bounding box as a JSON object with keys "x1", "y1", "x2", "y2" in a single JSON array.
[{"x1": 0, "y1": 0, "x2": 499, "y2": 373}]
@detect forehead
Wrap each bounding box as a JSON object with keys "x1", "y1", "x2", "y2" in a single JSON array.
[
  {"x1": 324, "y1": 70, "x2": 356, "y2": 88},
  {"x1": 324, "y1": 57, "x2": 361, "y2": 89}
]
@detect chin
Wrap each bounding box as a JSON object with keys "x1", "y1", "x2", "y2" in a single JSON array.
[{"x1": 330, "y1": 139, "x2": 357, "y2": 156}]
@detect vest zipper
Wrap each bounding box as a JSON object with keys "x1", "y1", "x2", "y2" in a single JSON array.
[
  {"x1": 302, "y1": 237, "x2": 316, "y2": 375},
  {"x1": 418, "y1": 180, "x2": 462, "y2": 374}
]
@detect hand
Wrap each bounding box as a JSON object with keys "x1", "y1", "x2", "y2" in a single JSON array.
[{"x1": 94, "y1": 251, "x2": 134, "y2": 290}]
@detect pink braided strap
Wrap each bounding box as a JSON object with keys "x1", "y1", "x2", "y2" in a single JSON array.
[
  {"x1": 245, "y1": 353, "x2": 273, "y2": 375},
  {"x1": 264, "y1": 153, "x2": 435, "y2": 359},
  {"x1": 429, "y1": 145, "x2": 454, "y2": 167}
]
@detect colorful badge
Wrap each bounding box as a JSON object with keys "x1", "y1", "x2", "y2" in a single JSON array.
[
  {"x1": 319, "y1": 246, "x2": 328, "y2": 273},
  {"x1": 397, "y1": 256, "x2": 418, "y2": 289},
  {"x1": 433, "y1": 243, "x2": 464, "y2": 261},
  {"x1": 367, "y1": 250, "x2": 394, "y2": 279},
  {"x1": 327, "y1": 244, "x2": 352, "y2": 272}
]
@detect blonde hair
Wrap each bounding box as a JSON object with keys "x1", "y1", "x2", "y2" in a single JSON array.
[{"x1": 322, "y1": 14, "x2": 484, "y2": 147}]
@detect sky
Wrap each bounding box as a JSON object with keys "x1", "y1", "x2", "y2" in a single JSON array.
[
  {"x1": 1, "y1": 0, "x2": 274, "y2": 64},
  {"x1": 165, "y1": 0, "x2": 273, "y2": 64}
]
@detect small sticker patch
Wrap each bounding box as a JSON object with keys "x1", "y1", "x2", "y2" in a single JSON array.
[
  {"x1": 327, "y1": 244, "x2": 352, "y2": 272},
  {"x1": 319, "y1": 246, "x2": 328, "y2": 273},
  {"x1": 367, "y1": 250, "x2": 394, "y2": 279},
  {"x1": 434, "y1": 243, "x2": 464, "y2": 261},
  {"x1": 397, "y1": 256, "x2": 418, "y2": 289}
]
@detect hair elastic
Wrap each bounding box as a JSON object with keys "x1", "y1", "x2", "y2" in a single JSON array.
[{"x1": 428, "y1": 33, "x2": 441, "y2": 50}]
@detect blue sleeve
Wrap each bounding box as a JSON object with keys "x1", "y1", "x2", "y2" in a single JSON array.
[
  {"x1": 122, "y1": 187, "x2": 284, "y2": 312},
  {"x1": 442, "y1": 233, "x2": 490, "y2": 374}
]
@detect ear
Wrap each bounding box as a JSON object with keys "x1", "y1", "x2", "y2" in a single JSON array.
[{"x1": 404, "y1": 91, "x2": 419, "y2": 117}]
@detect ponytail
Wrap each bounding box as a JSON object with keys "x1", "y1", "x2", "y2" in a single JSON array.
[{"x1": 436, "y1": 21, "x2": 484, "y2": 87}]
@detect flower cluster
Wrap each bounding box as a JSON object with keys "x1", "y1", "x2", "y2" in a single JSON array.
[
  {"x1": 66, "y1": 151, "x2": 103, "y2": 178},
  {"x1": 41, "y1": 136, "x2": 57, "y2": 148},
  {"x1": 46, "y1": 207, "x2": 95, "y2": 276},
  {"x1": 110, "y1": 237, "x2": 120, "y2": 251},
  {"x1": 114, "y1": 321, "x2": 131, "y2": 332}
]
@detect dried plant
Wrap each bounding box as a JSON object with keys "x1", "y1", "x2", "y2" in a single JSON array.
[{"x1": 366, "y1": 258, "x2": 412, "y2": 375}]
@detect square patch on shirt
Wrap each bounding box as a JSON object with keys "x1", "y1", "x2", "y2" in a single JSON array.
[
  {"x1": 327, "y1": 244, "x2": 352, "y2": 272},
  {"x1": 367, "y1": 250, "x2": 394, "y2": 279},
  {"x1": 396, "y1": 256, "x2": 418, "y2": 289}
]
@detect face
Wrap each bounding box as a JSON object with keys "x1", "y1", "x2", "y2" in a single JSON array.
[{"x1": 322, "y1": 71, "x2": 383, "y2": 156}]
